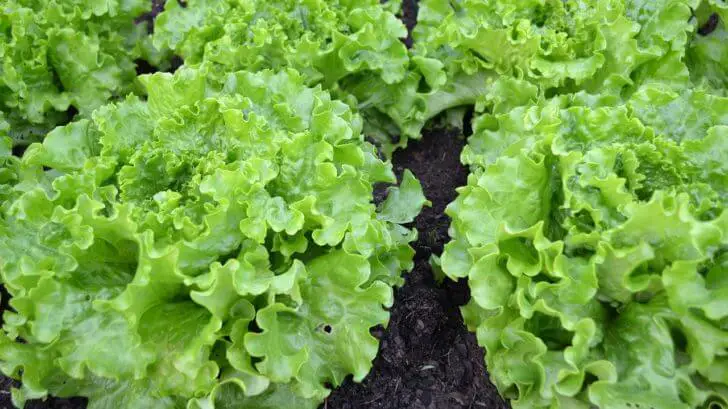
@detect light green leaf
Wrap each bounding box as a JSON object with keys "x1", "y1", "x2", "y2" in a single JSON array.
[{"x1": 378, "y1": 169, "x2": 431, "y2": 224}]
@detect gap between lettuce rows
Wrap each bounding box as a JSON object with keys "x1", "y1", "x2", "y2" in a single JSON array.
[{"x1": 324, "y1": 112, "x2": 509, "y2": 408}]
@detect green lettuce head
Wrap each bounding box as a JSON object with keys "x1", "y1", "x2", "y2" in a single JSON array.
[
  {"x1": 0, "y1": 0, "x2": 159, "y2": 147},
  {"x1": 404, "y1": 0, "x2": 728, "y2": 135},
  {"x1": 0, "y1": 66, "x2": 428, "y2": 408},
  {"x1": 442, "y1": 80, "x2": 728, "y2": 409},
  {"x1": 441, "y1": 1, "x2": 728, "y2": 408},
  {"x1": 152, "y1": 0, "x2": 427, "y2": 155}
]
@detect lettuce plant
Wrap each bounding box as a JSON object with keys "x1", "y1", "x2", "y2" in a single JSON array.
[
  {"x1": 441, "y1": 0, "x2": 728, "y2": 408},
  {"x1": 408, "y1": 0, "x2": 728, "y2": 130},
  {"x1": 444, "y1": 87, "x2": 727, "y2": 409},
  {"x1": 336, "y1": 0, "x2": 714, "y2": 154},
  {"x1": 151, "y1": 0, "x2": 440, "y2": 154},
  {"x1": 0, "y1": 0, "x2": 158, "y2": 147},
  {"x1": 0, "y1": 66, "x2": 427, "y2": 409}
]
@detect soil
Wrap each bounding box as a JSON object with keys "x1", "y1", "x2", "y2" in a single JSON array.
[
  {"x1": 325, "y1": 125, "x2": 507, "y2": 409},
  {"x1": 0, "y1": 0, "x2": 509, "y2": 408}
]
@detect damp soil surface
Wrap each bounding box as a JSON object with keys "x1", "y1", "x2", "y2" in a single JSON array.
[
  {"x1": 324, "y1": 125, "x2": 508, "y2": 409},
  {"x1": 0, "y1": 0, "x2": 509, "y2": 408}
]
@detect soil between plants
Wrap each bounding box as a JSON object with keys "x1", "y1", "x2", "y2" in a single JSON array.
[
  {"x1": 325, "y1": 126, "x2": 508, "y2": 409},
  {"x1": 0, "y1": 0, "x2": 509, "y2": 407}
]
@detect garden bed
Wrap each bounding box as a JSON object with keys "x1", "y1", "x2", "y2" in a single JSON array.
[
  {"x1": 0, "y1": 0, "x2": 509, "y2": 407},
  {"x1": 324, "y1": 124, "x2": 507, "y2": 409}
]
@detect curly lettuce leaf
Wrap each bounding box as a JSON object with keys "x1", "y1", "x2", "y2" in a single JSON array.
[{"x1": 378, "y1": 169, "x2": 431, "y2": 224}]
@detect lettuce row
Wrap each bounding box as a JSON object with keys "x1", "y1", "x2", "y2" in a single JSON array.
[
  {"x1": 159, "y1": 0, "x2": 709, "y2": 153},
  {"x1": 0, "y1": 0, "x2": 158, "y2": 147},
  {"x1": 0, "y1": 66, "x2": 427, "y2": 408}
]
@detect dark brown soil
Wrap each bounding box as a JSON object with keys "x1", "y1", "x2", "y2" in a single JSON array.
[
  {"x1": 325, "y1": 125, "x2": 507, "y2": 409},
  {"x1": 399, "y1": 0, "x2": 418, "y2": 47},
  {"x1": 0, "y1": 0, "x2": 508, "y2": 408},
  {"x1": 134, "y1": 0, "x2": 166, "y2": 31}
]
